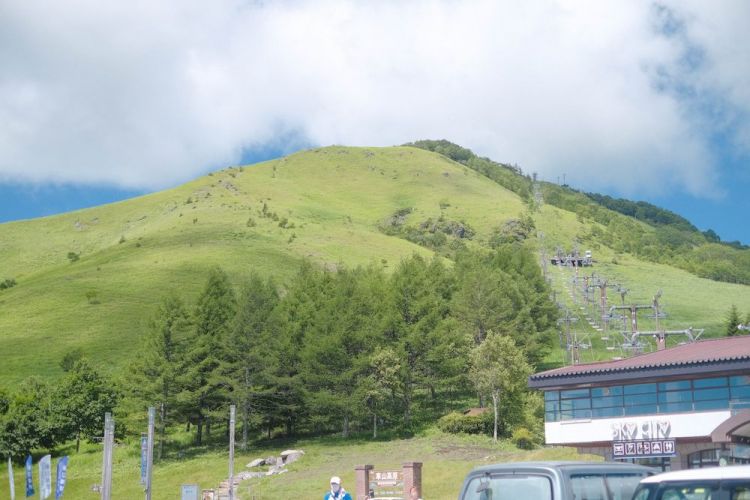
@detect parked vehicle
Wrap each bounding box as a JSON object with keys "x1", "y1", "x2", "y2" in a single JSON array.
[
  {"x1": 457, "y1": 461, "x2": 654, "y2": 500},
  {"x1": 632, "y1": 465, "x2": 750, "y2": 500}
]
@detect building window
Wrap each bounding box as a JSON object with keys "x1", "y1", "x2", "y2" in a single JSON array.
[
  {"x1": 688, "y1": 448, "x2": 721, "y2": 468},
  {"x1": 687, "y1": 448, "x2": 750, "y2": 469},
  {"x1": 543, "y1": 374, "x2": 750, "y2": 422}
]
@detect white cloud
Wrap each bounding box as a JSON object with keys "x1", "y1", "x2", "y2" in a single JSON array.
[{"x1": 0, "y1": 0, "x2": 748, "y2": 197}]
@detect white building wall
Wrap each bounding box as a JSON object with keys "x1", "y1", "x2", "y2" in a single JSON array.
[{"x1": 545, "y1": 411, "x2": 730, "y2": 445}]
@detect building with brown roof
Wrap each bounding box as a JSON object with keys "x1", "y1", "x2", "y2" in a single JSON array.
[{"x1": 528, "y1": 336, "x2": 750, "y2": 471}]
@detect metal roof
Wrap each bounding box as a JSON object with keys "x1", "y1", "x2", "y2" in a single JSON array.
[{"x1": 529, "y1": 335, "x2": 750, "y2": 387}]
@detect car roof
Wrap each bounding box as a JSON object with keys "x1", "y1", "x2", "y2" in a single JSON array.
[
  {"x1": 469, "y1": 461, "x2": 653, "y2": 475},
  {"x1": 641, "y1": 465, "x2": 750, "y2": 483}
]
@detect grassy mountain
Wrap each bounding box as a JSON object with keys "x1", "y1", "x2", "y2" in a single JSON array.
[{"x1": 0, "y1": 144, "x2": 749, "y2": 386}]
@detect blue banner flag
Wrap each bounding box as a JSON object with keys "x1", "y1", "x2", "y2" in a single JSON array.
[
  {"x1": 55, "y1": 456, "x2": 68, "y2": 500},
  {"x1": 39, "y1": 455, "x2": 51, "y2": 499},
  {"x1": 140, "y1": 435, "x2": 148, "y2": 484},
  {"x1": 24, "y1": 455, "x2": 34, "y2": 498}
]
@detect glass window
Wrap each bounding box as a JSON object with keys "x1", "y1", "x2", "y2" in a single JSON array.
[
  {"x1": 463, "y1": 474, "x2": 552, "y2": 500},
  {"x1": 730, "y1": 376, "x2": 750, "y2": 387},
  {"x1": 592, "y1": 395, "x2": 624, "y2": 408},
  {"x1": 658, "y1": 380, "x2": 691, "y2": 391},
  {"x1": 659, "y1": 390, "x2": 692, "y2": 403},
  {"x1": 570, "y1": 475, "x2": 609, "y2": 500},
  {"x1": 729, "y1": 484, "x2": 750, "y2": 500},
  {"x1": 693, "y1": 377, "x2": 727, "y2": 389},
  {"x1": 592, "y1": 386, "x2": 623, "y2": 397},
  {"x1": 545, "y1": 410, "x2": 559, "y2": 422},
  {"x1": 561, "y1": 388, "x2": 590, "y2": 399},
  {"x1": 544, "y1": 391, "x2": 559, "y2": 401},
  {"x1": 573, "y1": 408, "x2": 593, "y2": 419},
  {"x1": 694, "y1": 387, "x2": 729, "y2": 401},
  {"x1": 633, "y1": 485, "x2": 655, "y2": 500},
  {"x1": 659, "y1": 401, "x2": 693, "y2": 413},
  {"x1": 592, "y1": 407, "x2": 624, "y2": 418},
  {"x1": 624, "y1": 404, "x2": 657, "y2": 416},
  {"x1": 544, "y1": 401, "x2": 558, "y2": 412},
  {"x1": 694, "y1": 399, "x2": 728, "y2": 411},
  {"x1": 605, "y1": 474, "x2": 650, "y2": 500},
  {"x1": 731, "y1": 386, "x2": 750, "y2": 400},
  {"x1": 624, "y1": 383, "x2": 656, "y2": 395},
  {"x1": 560, "y1": 398, "x2": 591, "y2": 410},
  {"x1": 624, "y1": 393, "x2": 657, "y2": 406},
  {"x1": 657, "y1": 484, "x2": 719, "y2": 500}
]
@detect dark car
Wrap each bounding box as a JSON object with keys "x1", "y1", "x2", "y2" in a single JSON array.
[{"x1": 458, "y1": 461, "x2": 654, "y2": 500}]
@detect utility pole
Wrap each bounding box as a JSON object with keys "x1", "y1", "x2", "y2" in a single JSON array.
[
  {"x1": 145, "y1": 407, "x2": 155, "y2": 500},
  {"x1": 229, "y1": 405, "x2": 236, "y2": 500},
  {"x1": 101, "y1": 412, "x2": 114, "y2": 500}
]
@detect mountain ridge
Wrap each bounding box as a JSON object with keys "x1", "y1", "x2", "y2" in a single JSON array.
[{"x1": 0, "y1": 143, "x2": 748, "y2": 385}]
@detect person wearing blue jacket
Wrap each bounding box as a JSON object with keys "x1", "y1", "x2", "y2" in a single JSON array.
[{"x1": 324, "y1": 476, "x2": 352, "y2": 500}]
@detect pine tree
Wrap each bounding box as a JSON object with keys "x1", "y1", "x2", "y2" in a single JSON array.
[
  {"x1": 300, "y1": 266, "x2": 385, "y2": 437},
  {"x1": 384, "y1": 255, "x2": 459, "y2": 430},
  {"x1": 257, "y1": 262, "x2": 319, "y2": 437},
  {"x1": 225, "y1": 273, "x2": 279, "y2": 450},
  {"x1": 181, "y1": 267, "x2": 236, "y2": 445},
  {"x1": 127, "y1": 294, "x2": 190, "y2": 459},
  {"x1": 727, "y1": 305, "x2": 741, "y2": 337}
]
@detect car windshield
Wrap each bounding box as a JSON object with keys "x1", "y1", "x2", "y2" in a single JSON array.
[
  {"x1": 463, "y1": 474, "x2": 552, "y2": 500},
  {"x1": 657, "y1": 483, "x2": 720, "y2": 500},
  {"x1": 570, "y1": 473, "x2": 647, "y2": 500}
]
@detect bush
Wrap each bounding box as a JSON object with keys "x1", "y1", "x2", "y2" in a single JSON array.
[
  {"x1": 67, "y1": 252, "x2": 80, "y2": 263},
  {"x1": 437, "y1": 411, "x2": 491, "y2": 435},
  {"x1": 512, "y1": 427, "x2": 536, "y2": 449},
  {"x1": 85, "y1": 290, "x2": 100, "y2": 305},
  {"x1": 0, "y1": 278, "x2": 16, "y2": 290}
]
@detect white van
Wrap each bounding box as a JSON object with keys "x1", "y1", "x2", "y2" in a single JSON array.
[{"x1": 632, "y1": 465, "x2": 750, "y2": 500}]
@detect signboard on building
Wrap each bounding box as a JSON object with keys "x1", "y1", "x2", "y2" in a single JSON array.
[
  {"x1": 545, "y1": 411, "x2": 730, "y2": 445},
  {"x1": 368, "y1": 470, "x2": 403, "y2": 499},
  {"x1": 612, "y1": 439, "x2": 676, "y2": 458}
]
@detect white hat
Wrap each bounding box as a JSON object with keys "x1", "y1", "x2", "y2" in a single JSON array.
[{"x1": 330, "y1": 476, "x2": 341, "y2": 484}]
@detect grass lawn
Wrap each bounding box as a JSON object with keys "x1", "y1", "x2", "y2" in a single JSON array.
[{"x1": 1, "y1": 430, "x2": 594, "y2": 500}]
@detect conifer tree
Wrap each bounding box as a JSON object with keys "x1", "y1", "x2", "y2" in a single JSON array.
[
  {"x1": 260, "y1": 262, "x2": 319, "y2": 437},
  {"x1": 727, "y1": 305, "x2": 741, "y2": 337},
  {"x1": 181, "y1": 267, "x2": 236, "y2": 444},
  {"x1": 127, "y1": 294, "x2": 190, "y2": 459},
  {"x1": 226, "y1": 273, "x2": 279, "y2": 449},
  {"x1": 384, "y1": 255, "x2": 459, "y2": 430},
  {"x1": 300, "y1": 266, "x2": 385, "y2": 437}
]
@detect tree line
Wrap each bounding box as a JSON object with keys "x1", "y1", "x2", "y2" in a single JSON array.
[{"x1": 0, "y1": 246, "x2": 557, "y2": 459}]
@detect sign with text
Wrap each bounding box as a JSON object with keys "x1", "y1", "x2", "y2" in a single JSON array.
[
  {"x1": 611, "y1": 420, "x2": 671, "y2": 441},
  {"x1": 613, "y1": 439, "x2": 676, "y2": 458},
  {"x1": 369, "y1": 470, "x2": 403, "y2": 498}
]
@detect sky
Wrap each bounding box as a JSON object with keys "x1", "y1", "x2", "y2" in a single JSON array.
[{"x1": 1, "y1": 1, "x2": 749, "y2": 243}]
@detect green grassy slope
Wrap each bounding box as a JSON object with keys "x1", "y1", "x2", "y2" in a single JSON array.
[
  {"x1": 0, "y1": 145, "x2": 749, "y2": 384},
  {"x1": 0, "y1": 146, "x2": 527, "y2": 384},
  {"x1": 0, "y1": 433, "x2": 591, "y2": 500}
]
